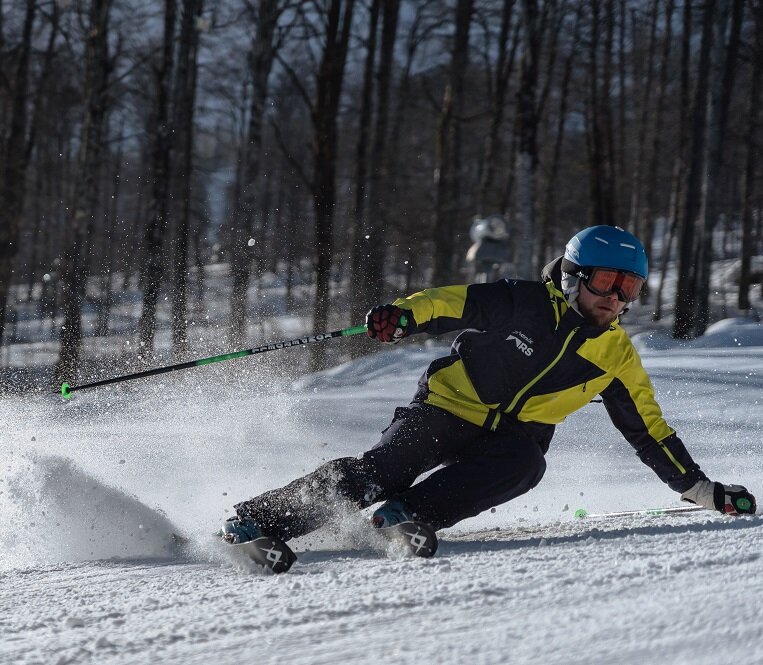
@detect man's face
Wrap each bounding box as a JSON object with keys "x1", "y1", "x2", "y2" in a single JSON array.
[{"x1": 577, "y1": 280, "x2": 627, "y2": 327}]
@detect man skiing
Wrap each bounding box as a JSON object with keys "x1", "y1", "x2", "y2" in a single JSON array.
[{"x1": 223, "y1": 225, "x2": 756, "y2": 554}]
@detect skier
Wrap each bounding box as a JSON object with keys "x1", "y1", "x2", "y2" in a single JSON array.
[
  {"x1": 223, "y1": 225, "x2": 756, "y2": 551},
  {"x1": 465, "y1": 214, "x2": 513, "y2": 282}
]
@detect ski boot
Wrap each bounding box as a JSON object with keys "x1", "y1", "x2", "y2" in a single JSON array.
[
  {"x1": 220, "y1": 516, "x2": 265, "y2": 544},
  {"x1": 372, "y1": 499, "x2": 413, "y2": 528}
]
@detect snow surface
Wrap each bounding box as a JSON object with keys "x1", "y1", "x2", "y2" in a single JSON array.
[{"x1": 1, "y1": 321, "x2": 762, "y2": 665}]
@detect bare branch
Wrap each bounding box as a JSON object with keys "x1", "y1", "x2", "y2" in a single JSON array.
[
  {"x1": 269, "y1": 116, "x2": 313, "y2": 195},
  {"x1": 274, "y1": 50, "x2": 315, "y2": 114}
]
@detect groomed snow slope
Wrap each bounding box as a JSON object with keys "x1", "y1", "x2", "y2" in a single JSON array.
[{"x1": 1, "y1": 323, "x2": 762, "y2": 665}]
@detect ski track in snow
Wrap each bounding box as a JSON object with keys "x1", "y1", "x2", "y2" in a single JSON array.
[{"x1": 1, "y1": 334, "x2": 762, "y2": 664}]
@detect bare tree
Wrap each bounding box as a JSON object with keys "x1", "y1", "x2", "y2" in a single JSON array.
[
  {"x1": 513, "y1": 0, "x2": 542, "y2": 278},
  {"x1": 138, "y1": 0, "x2": 177, "y2": 358},
  {"x1": 0, "y1": 0, "x2": 36, "y2": 348},
  {"x1": 358, "y1": 0, "x2": 400, "y2": 308},
  {"x1": 673, "y1": 0, "x2": 716, "y2": 340},
  {"x1": 349, "y1": 0, "x2": 380, "y2": 324},
  {"x1": 56, "y1": 0, "x2": 114, "y2": 382},
  {"x1": 739, "y1": 0, "x2": 763, "y2": 312},
  {"x1": 229, "y1": 0, "x2": 284, "y2": 347},
  {"x1": 477, "y1": 0, "x2": 517, "y2": 216},
  {"x1": 537, "y1": 2, "x2": 582, "y2": 269},
  {"x1": 602, "y1": 0, "x2": 618, "y2": 222},
  {"x1": 585, "y1": 0, "x2": 616, "y2": 229},
  {"x1": 382, "y1": 0, "x2": 437, "y2": 290},
  {"x1": 693, "y1": 0, "x2": 744, "y2": 336},
  {"x1": 432, "y1": 0, "x2": 474, "y2": 285},
  {"x1": 654, "y1": 0, "x2": 690, "y2": 321},
  {"x1": 96, "y1": 125, "x2": 124, "y2": 338},
  {"x1": 639, "y1": 0, "x2": 674, "y2": 305},
  {"x1": 310, "y1": 0, "x2": 355, "y2": 369},
  {"x1": 170, "y1": 0, "x2": 204, "y2": 359},
  {"x1": 627, "y1": 0, "x2": 658, "y2": 236}
]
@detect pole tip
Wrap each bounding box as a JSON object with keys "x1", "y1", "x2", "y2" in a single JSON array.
[
  {"x1": 574, "y1": 508, "x2": 588, "y2": 519},
  {"x1": 61, "y1": 382, "x2": 73, "y2": 399}
]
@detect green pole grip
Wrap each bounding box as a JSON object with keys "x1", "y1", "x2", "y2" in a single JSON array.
[{"x1": 341, "y1": 325, "x2": 368, "y2": 336}]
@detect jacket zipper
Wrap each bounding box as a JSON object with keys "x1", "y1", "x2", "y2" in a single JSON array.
[{"x1": 498, "y1": 326, "x2": 581, "y2": 423}]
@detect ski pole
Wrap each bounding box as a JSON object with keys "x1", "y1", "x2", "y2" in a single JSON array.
[
  {"x1": 574, "y1": 505, "x2": 706, "y2": 520},
  {"x1": 60, "y1": 324, "x2": 368, "y2": 399}
]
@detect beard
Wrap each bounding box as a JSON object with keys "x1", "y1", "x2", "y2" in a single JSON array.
[{"x1": 577, "y1": 298, "x2": 622, "y2": 328}]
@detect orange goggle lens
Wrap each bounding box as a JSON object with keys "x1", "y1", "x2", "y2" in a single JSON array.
[{"x1": 583, "y1": 268, "x2": 645, "y2": 302}]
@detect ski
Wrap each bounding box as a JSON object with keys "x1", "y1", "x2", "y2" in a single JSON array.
[
  {"x1": 220, "y1": 521, "x2": 437, "y2": 574},
  {"x1": 379, "y1": 520, "x2": 438, "y2": 558},
  {"x1": 574, "y1": 505, "x2": 706, "y2": 520},
  {"x1": 227, "y1": 535, "x2": 297, "y2": 574}
]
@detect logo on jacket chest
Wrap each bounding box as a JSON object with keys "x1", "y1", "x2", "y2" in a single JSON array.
[{"x1": 506, "y1": 330, "x2": 534, "y2": 356}]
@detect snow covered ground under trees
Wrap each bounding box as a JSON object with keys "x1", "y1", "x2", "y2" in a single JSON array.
[{"x1": 1, "y1": 318, "x2": 762, "y2": 665}]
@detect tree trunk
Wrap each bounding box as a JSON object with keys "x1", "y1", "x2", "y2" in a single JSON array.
[
  {"x1": 585, "y1": 0, "x2": 615, "y2": 228},
  {"x1": 538, "y1": 3, "x2": 583, "y2": 270},
  {"x1": 96, "y1": 129, "x2": 123, "y2": 338},
  {"x1": 360, "y1": 0, "x2": 400, "y2": 309},
  {"x1": 383, "y1": 1, "x2": 428, "y2": 284},
  {"x1": 654, "y1": 0, "x2": 691, "y2": 321},
  {"x1": 56, "y1": 0, "x2": 113, "y2": 382},
  {"x1": 310, "y1": 0, "x2": 355, "y2": 371},
  {"x1": 138, "y1": 0, "x2": 177, "y2": 359},
  {"x1": 603, "y1": 0, "x2": 618, "y2": 223},
  {"x1": 432, "y1": 0, "x2": 474, "y2": 285},
  {"x1": 616, "y1": 0, "x2": 628, "y2": 223},
  {"x1": 229, "y1": 0, "x2": 281, "y2": 347},
  {"x1": 170, "y1": 0, "x2": 204, "y2": 359},
  {"x1": 627, "y1": 0, "x2": 658, "y2": 236},
  {"x1": 478, "y1": 0, "x2": 516, "y2": 216},
  {"x1": 512, "y1": 0, "x2": 543, "y2": 279},
  {"x1": 0, "y1": 0, "x2": 36, "y2": 350},
  {"x1": 672, "y1": 0, "x2": 716, "y2": 339},
  {"x1": 349, "y1": 0, "x2": 380, "y2": 324},
  {"x1": 640, "y1": 0, "x2": 674, "y2": 306},
  {"x1": 693, "y1": 0, "x2": 744, "y2": 336},
  {"x1": 738, "y1": 0, "x2": 763, "y2": 312}
]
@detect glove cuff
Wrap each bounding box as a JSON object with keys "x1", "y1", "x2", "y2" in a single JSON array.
[
  {"x1": 680, "y1": 479, "x2": 716, "y2": 510},
  {"x1": 681, "y1": 480, "x2": 757, "y2": 515}
]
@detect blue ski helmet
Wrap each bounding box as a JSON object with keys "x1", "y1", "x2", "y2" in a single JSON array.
[{"x1": 562, "y1": 226, "x2": 648, "y2": 279}]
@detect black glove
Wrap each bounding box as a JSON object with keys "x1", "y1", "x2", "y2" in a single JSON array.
[
  {"x1": 366, "y1": 305, "x2": 411, "y2": 343},
  {"x1": 681, "y1": 479, "x2": 757, "y2": 515}
]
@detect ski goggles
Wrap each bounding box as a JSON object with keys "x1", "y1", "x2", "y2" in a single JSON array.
[{"x1": 578, "y1": 267, "x2": 645, "y2": 302}]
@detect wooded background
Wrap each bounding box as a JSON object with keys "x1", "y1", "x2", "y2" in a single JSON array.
[{"x1": 0, "y1": 0, "x2": 761, "y2": 381}]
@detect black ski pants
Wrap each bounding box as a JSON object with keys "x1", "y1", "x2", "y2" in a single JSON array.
[{"x1": 235, "y1": 403, "x2": 552, "y2": 541}]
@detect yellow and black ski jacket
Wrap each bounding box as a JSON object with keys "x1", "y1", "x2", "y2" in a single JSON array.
[{"x1": 393, "y1": 259, "x2": 705, "y2": 493}]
